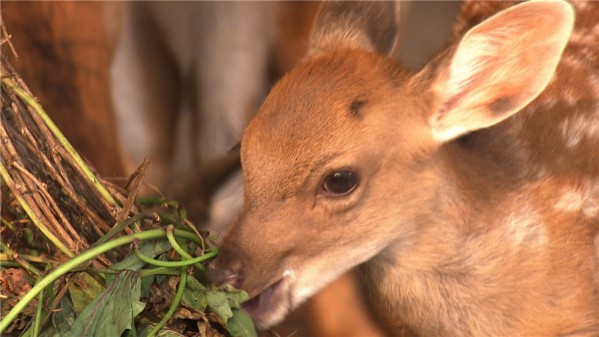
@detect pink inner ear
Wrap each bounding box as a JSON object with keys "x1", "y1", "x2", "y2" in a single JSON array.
[
  {"x1": 433, "y1": 90, "x2": 468, "y2": 124},
  {"x1": 429, "y1": 0, "x2": 574, "y2": 142}
]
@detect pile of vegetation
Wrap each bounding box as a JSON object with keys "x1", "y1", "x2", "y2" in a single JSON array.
[{"x1": 0, "y1": 24, "x2": 255, "y2": 337}]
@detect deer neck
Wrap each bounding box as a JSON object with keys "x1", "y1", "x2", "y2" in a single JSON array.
[{"x1": 360, "y1": 140, "x2": 527, "y2": 336}]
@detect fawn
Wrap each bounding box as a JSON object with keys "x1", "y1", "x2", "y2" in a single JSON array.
[{"x1": 208, "y1": 1, "x2": 599, "y2": 336}]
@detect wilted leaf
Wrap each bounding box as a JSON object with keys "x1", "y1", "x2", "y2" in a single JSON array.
[
  {"x1": 174, "y1": 307, "x2": 204, "y2": 320},
  {"x1": 63, "y1": 270, "x2": 145, "y2": 337},
  {"x1": 0, "y1": 268, "x2": 32, "y2": 295},
  {"x1": 137, "y1": 324, "x2": 186, "y2": 337},
  {"x1": 226, "y1": 309, "x2": 257, "y2": 337}
]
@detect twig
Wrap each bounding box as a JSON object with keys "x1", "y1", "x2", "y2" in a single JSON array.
[
  {"x1": 0, "y1": 160, "x2": 74, "y2": 258},
  {"x1": 12, "y1": 162, "x2": 84, "y2": 249},
  {"x1": 4, "y1": 96, "x2": 110, "y2": 237},
  {"x1": 0, "y1": 110, "x2": 78, "y2": 251},
  {"x1": 0, "y1": 19, "x2": 18, "y2": 58},
  {"x1": 55, "y1": 146, "x2": 116, "y2": 221},
  {"x1": 2, "y1": 78, "x2": 119, "y2": 208},
  {"x1": 116, "y1": 158, "x2": 150, "y2": 224}
]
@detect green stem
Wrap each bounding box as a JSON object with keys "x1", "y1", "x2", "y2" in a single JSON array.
[
  {"x1": 1, "y1": 217, "x2": 15, "y2": 232},
  {"x1": 2, "y1": 78, "x2": 118, "y2": 207},
  {"x1": 166, "y1": 226, "x2": 194, "y2": 260},
  {"x1": 166, "y1": 226, "x2": 206, "y2": 271},
  {"x1": 0, "y1": 253, "x2": 59, "y2": 265},
  {"x1": 140, "y1": 267, "x2": 181, "y2": 277},
  {"x1": 147, "y1": 267, "x2": 188, "y2": 337},
  {"x1": 93, "y1": 214, "x2": 149, "y2": 247},
  {"x1": 32, "y1": 285, "x2": 44, "y2": 337},
  {"x1": 134, "y1": 248, "x2": 217, "y2": 268},
  {"x1": 0, "y1": 241, "x2": 43, "y2": 276},
  {"x1": 93, "y1": 267, "x2": 180, "y2": 277},
  {"x1": 0, "y1": 229, "x2": 203, "y2": 333},
  {"x1": 135, "y1": 197, "x2": 168, "y2": 207},
  {"x1": 0, "y1": 161, "x2": 74, "y2": 258}
]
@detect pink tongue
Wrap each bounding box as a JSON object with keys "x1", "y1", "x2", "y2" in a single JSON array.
[
  {"x1": 241, "y1": 280, "x2": 282, "y2": 317},
  {"x1": 241, "y1": 296, "x2": 260, "y2": 316},
  {"x1": 241, "y1": 284, "x2": 272, "y2": 316}
]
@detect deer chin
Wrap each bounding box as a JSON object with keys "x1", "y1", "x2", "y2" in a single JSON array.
[
  {"x1": 242, "y1": 275, "x2": 293, "y2": 329},
  {"x1": 241, "y1": 262, "x2": 355, "y2": 329}
]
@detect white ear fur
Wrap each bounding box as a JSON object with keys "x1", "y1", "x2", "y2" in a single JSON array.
[
  {"x1": 308, "y1": 1, "x2": 400, "y2": 57},
  {"x1": 429, "y1": 0, "x2": 575, "y2": 142}
]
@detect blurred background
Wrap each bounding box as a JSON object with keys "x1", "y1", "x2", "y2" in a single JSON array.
[{"x1": 1, "y1": 1, "x2": 461, "y2": 336}]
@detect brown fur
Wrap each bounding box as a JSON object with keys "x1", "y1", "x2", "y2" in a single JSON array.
[{"x1": 209, "y1": 1, "x2": 598, "y2": 335}]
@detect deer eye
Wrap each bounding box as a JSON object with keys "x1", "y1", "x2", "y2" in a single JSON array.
[{"x1": 322, "y1": 171, "x2": 358, "y2": 197}]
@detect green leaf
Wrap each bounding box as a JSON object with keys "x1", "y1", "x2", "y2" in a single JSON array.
[
  {"x1": 64, "y1": 270, "x2": 145, "y2": 337},
  {"x1": 37, "y1": 293, "x2": 78, "y2": 337},
  {"x1": 205, "y1": 285, "x2": 256, "y2": 336},
  {"x1": 140, "y1": 274, "x2": 157, "y2": 298},
  {"x1": 186, "y1": 275, "x2": 207, "y2": 292},
  {"x1": 69, "y1": 272, "x2": 106, "y2": 314},
  {"x1": 226, "y1": 309, "x2": 257, "y2": 337},
  {"x1": 222, "y1": 284, "x2": 249, "y2": 308},
  {"x1": 112, "y1": 239, "x2": 172, "y2": 270},
  {"x1": 105, "y1": 239, "x2": 171, "y2": 297},
  {"x1": 53, "y1": 294, "x2": 77, "y2": 334},
  {"x1": 122, "y1": 327, "x2": 138, "y2": 337},
  {"x1": 39, "y1": 328, "x2": 60, "y2": 337},
  {"x1": 206, "y1": 289, "x2": 233, "y2": 323},
  {"x1": 181, "y1": 276, "x2": 208, "y2": 311}
]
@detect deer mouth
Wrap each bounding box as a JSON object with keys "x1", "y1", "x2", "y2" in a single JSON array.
[{"x1": 241, "y1": 276, "x2": 291, "y2": 328}]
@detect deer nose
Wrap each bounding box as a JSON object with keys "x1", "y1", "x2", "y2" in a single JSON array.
[{"x1": 206, "y1": 261, "x2": 243, "y2": 288}]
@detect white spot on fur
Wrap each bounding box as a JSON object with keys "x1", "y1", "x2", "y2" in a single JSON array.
[
  {"x1": 555, "y1": 181, "x2": 599, "y2": 219},
  {"x1": 568, "y1": 31, "x2": 596, "y2": 46},
  {"x1": 534, "y1": 167, "x2": 548, "y2": 180},
  {"x1": 554, "y1": 189, "x2": 585, "y2": 212},
  {"x1": 562, "y1": 87, "x2": 578, "y2": 106},
  {"x1": 505, "y1": 207, "x2": 547, "y2": 248},
  {"x1": 561, "y1": 54, "x2": 585, "y2": 70},
  {"x1": 560, "y1": 115, "x2": 599, "y2": 149}
]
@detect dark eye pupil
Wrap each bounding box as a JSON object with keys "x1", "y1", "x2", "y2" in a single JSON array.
[{"x1": 323, "y1": 171, "x2": 357, "y2": 196}]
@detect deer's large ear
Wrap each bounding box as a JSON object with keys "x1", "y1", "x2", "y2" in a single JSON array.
[
  {"x1": 307, "y1": 1, "x2": 400, "y2": 57},
  {"x1": 428, "y1": 0, "x2": 574, "y2": 142}
]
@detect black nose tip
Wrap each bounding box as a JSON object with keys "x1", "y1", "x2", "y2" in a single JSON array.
[{"x1": 206, "y1": 261, "x2": 243, "y2": 288}]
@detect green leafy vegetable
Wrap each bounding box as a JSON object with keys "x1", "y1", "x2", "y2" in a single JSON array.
[{"x1": 63, "y1": 270, "x2": 145, "y2": 337}]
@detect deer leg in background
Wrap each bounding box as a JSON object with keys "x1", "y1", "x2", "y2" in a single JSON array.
[{"x1": 2, "y1": 1, "x2": 127, "y2": 177}]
